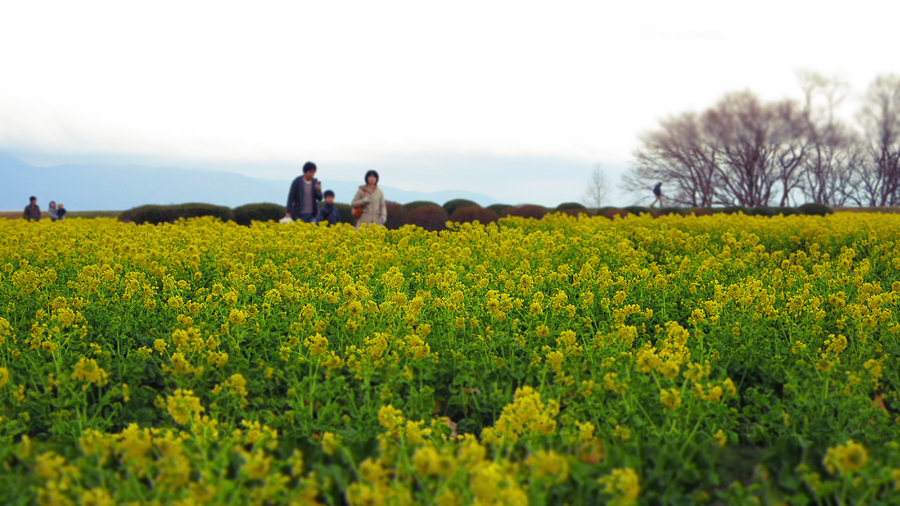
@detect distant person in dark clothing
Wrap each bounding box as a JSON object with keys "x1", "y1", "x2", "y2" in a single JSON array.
[
  {"x1": 317, "y1": 190, "x2": 341, "y2": 226},
  {"x1": 286, "y1": 161, "x2": 323, "y2": 223},
  {"x1": 650, "y1": 182, "x2": 664, "y2": 208},
  {"x1": 24, "y1": 196, "x2": 41, "y2": 221},
  {"x1": 48, "y1": 201, "x2": 60, "y2": 221},
  {"x1": 57, "y1": 203, "x2": 67, "y2": 220}
]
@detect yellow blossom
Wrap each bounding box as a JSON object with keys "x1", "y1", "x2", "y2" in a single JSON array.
[
  {"x1": 229, "y1": 308, "x2": 247, "y2": 325},
  {"x1": 603, "y1": 372, "x2": 628, "y2": 395},
  {"x1": 378, "y1": 404, "x2": 405, "y2": 432},
  {"x1": 482, "y1": 386, "x2": 559, "y2": 443},
  {"x1": 613, "y1": 425, "x2": 632, "y2": 440},
  {"x1": 413, "y1": 445, "x2": 456, "y2": 477},
  {"x1": 660, "y1": 388, "x2": 682, "y2": 409},
  {"x1": 71, "y1": 358, "x2": 110, "y2": 388},
  {"x1": 823, "y1": 440, "x2": 869, "y2": 474},
  {"x1": 166, "y1": 389, "x2": 205, "y2": 425},
  {"x1": 322, "y1": 432, "x2": 341, "y2": 455},
  {"x1": 35, "y1": 451, "x2": 67, "y2": 480},
  {"x1": 80, "y1": 488, "x2": 115, "y2": 506},
  {"x1": 527, "y1": 449, "x2": 569, "y2": 483},
  {"x1": 600, "y1": 467, "x2": 641, "y2": 506}
]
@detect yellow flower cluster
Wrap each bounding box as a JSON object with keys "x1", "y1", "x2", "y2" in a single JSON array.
[
  {"x1": 71, "y1": 357, "x2": 109, "y2": 389},
  {"x1": 599, "y1": 467, "x2": 641, "y2": 506},
  {"x1": 823, "y1": 440, "x2": 869, "y2": 474},
  {"x1": 166, "y1": 389, "x2": 205, "y2": 425},
  {"x1": 482, "y1": 386, "x2": 560, "y2": 444},
  {"x1": 2, "y1": 211, "x2": 900, "y2": 504}
]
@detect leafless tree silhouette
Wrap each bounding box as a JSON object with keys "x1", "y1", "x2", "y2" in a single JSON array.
[
  {"x1": 627, "y1": 74, "x2": 900, "y2": 208},
  {"x1": 856, "y1": 74, "x2": 900, "y2": 206},
  {"x1": 630, "y1": 112, "x2": 718, "y2": 207},
  {"x1": 582, "y1": 163, "x2": 611, "y2": 208},
  {"x1": 797, "y1": 71, "x2": 861, "y2": 206},
  {"x1": 630, "y1": 91, "x2": 808, "y2": 207}
]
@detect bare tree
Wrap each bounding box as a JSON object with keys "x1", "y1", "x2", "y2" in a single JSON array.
[
  {"x1": 798, "y1": 70, "x2": 849, "y2": 126},
  {"x1": 582, "y1": 163, "x2": 610, "y2": 208},
  {"x1": 631, "y1": 112, "x2": 718, "y2": 207},
  {"x1": 770, "y1": 99, "x2": 810, "y2": 206},
  {"x1": 628, "y1": 84, "x2": 883, "y2": 209},
  {"x1": 857, "y1": 74, "x2": 900, "y2": 206},
  {"x1": 703, "y1": 91, "x2": 792, "y2": 207},
  {"x1": 631, "y1": 91, "x2": 811, "y2": 208},
  {"x1": 796, "y1": 71, "x2": 861, "y2": 206}
]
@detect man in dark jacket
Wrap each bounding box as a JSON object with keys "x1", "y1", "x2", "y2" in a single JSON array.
[
  {"x1": 286, "y1": 161, "x2": 323, "y2": 223},
  {"x1": 24, "y1": 196, "x2": 41, "y2": 221},
  {"x1": 316, "y1": 190, "x2": 341, "y2": 226}
]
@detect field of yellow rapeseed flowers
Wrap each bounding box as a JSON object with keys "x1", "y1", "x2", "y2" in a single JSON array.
[{"x1": 1, "y1": 212, "x2": 899, "y2": 505}]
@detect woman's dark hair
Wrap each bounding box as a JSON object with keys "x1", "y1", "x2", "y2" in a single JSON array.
[
  {"x1": 303, "y1": 161, "x2": 317, "y2": 174},
  {"x1": 364, "y1": 170, "x2": 379, "y2": 184}
]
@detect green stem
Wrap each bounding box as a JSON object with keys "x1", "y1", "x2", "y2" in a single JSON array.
[
  {"x1": 678, "y1": 416, "x2": 704, "y2": 457},
  {"x1": 309, "y1": 360, "x2": 320, "y2": 421}
]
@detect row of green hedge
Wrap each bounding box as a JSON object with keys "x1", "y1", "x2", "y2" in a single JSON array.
[
  {"x1": 119, "y1": 203, "x2": 364, "y2": 226},
  {"x1": 118, "y1": 201, "x2": 837, "y2": 227},
  {"x1": 597, "y1": 202, "x2": 835, "y2": 217},
  {"x1": 403, "y1": 200, "x2": 836, "y2": 218}
]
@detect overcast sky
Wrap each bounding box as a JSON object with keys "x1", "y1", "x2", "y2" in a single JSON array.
[{"x1": 1, "y1": 0, "x2": 898, "y2": 206}]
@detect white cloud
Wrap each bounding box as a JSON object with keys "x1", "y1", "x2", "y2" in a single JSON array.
[{"x1": 1, "y1": 0, "x2": 899, "y2": 205}]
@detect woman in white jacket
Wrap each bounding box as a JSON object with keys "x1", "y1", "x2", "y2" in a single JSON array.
[{"x1": 351, "y1": 170, "x2": 387, "y2": 230}]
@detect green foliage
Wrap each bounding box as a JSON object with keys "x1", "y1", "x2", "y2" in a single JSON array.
[
  {"x1": 556, "y1": 202, "x2": 593, "y2": 217},
  {"x1": 404, "y1": 200, "x2": 442, "y2": 211},
  {"x1": 720, "y1": 206, "x2": 750, "y2": 215},
  {"x1": 487, "y1": 203, "x2": 512, "y2": 215},
  {"x1": 442, "y1": 199, "x2": 480, "y2": 216},
  {"x1": 623, "y1": 205, "x2": 652, "y2": 215},
  {"x1": 505, "y1": 204, "x2": 549, "y2": 219},
  {"x1": 232, "y1": 202, "x2": 286, "y2": 226},
  {"x1": 555, "y1": 202, "x2": 587, "y2": 211},
  {"x1": 334, "y1": 203, "x2": 356, "y2": 224},
  {"x1": 798, "y1": 203, "x2": 835, "y2": 216},
  {"x1": 449, "y1": 205, "x2": 499, "y2": 224},
  {"x1": 749, "y1": 206, "x2": 776, "y2": 217},
  {"x1": 658, "y1": 207, "x2": 687, "y2": 216},
  {"x1": 556, "y1": 208, "x2": 595, "y2": 217},
  {"x1": 774, "y1": 207, "x2": 800, "y2": 216},
  {"x1": 118, "y1": 203, "x2": 233, "y2": 224},
  {"x1": 407, "y1": 205, "x2": 449, "y2": 231},
  {"x1": 65, "y1": 211, "x2": 122, "y2": 219},
  {"x1": 385, "y1": 201, "x2": 408, "y2": 229},
  {"x1": 2, "y1": 214, "x2": 900, "y2": 504},
  {"x1": 597, "y1": 207, "x2": 630, "y2": 220}
]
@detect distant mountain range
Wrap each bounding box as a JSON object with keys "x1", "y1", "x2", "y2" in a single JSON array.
[{"x1": 0, "y1": 153, "x2": 499, "y2": 211}]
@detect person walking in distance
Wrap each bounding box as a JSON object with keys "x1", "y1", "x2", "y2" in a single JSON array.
[
  {"x1": 286, "y1": 162, "x2": 323, "y2": 223},
  {"x1": 352, "y1": 170, "x2": 387, "y2": 230},
  {"x1": 24, "y1": 196, "x2": 41, "y2": 221},
  {"x1": 650, "y1": 182, "x2": 664, "y2": 208}
]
